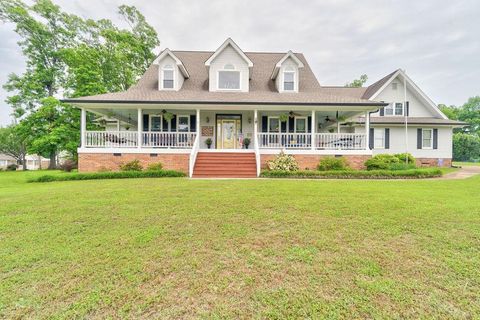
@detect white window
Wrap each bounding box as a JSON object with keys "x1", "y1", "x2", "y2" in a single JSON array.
[
  {"x1": 422, "y1": 129, "x2": 433, "y2": 149},
  {"x1": 294, "y1": 117, "x2": 306, "y2": 133},
  {"x1": 150, "y1": 115, "x2": 163, "y2": 131},
  {"x1": 384, "y1": 103, "x2": 403, "y2": 116},
  {"x1": 392, "y1": 82, "x2": 398, "y2": 90},
  {"x1": 162, "y1": 65, "x2": 174, "y2": 89},
  {"x1": 374, "y1": 128, "x2": 385, "y2": 149},
  {"x1": 283, "y1": 67, "x2": 296, "y2": 91},
  {"x1": 268, "y1": 117, "x2": 280, "y2": 133},
  {"x1": 218, "y1": 64, "x2": 240, "y2": 90},
  {"x1": 177, "y1": 115, "x2": 190, "y2": 132}
]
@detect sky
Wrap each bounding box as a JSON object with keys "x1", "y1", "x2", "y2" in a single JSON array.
[{"x1": 0, "y1": 0, "x2": 479, "y2": 126}]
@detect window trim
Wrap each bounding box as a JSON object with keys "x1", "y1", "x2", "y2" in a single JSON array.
[
  {"x1": 149, "y1": 114, "x2": 164, "y2": 132},
  {"x1": 283, "y1": 70, "x2": 296, "y2": 92},
  {"x1": 384, "y1": 102, "x2": 404, "y2": 116},
  {"x1": 294, "y1": 116, "x2": 307, "y2": 133},
  {"x1": 374, "y1": 128, "x2": 385, "y2": 149},
  {"x1": 161, "y1": 65, "x2": 175, "y2": 90},
  {"x1": 217, "y1": 66, "x2": 241, "y2": 91},
  {"x1": 422, "y1": 128, "x2": 433, "y2": 149},
  {"x1": 267, "y1": 116, "x2": 280, "y2": 133},
  {"x1": 177, "y1": 115, "x2": 190, "y2": 132}
]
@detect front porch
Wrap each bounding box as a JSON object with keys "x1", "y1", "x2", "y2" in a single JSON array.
[{"x1": 78, "y1": 106, "x2": 373, "y2": 176}]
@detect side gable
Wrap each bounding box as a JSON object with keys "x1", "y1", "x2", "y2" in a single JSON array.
[{"x1": 367, "y1": 69, "x2": 447, "y2": 119}]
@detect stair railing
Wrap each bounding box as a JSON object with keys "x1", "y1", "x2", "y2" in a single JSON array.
[{"x1": 189, "y1": 134, "x2": 200, "y2": 178}]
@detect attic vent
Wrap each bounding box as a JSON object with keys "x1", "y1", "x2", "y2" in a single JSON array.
[{"x1": 392, "y1": 82, "x2": 398, "y2": 90}]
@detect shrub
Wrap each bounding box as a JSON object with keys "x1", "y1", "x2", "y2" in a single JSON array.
[
  {"x1": 120, "y1": 159, "x2": 143, "y2": 171},
  {"x1": 394, "y1": 153, "x2": 416, "y2": 164},
  {"x1": 6, "y1": 164, "x2": 17, "y2": 171},
  {"x1": 146, "y1": 162, "x2": 163, "y2": 171},
  {"x1": 29, "y1": 169, "x2": 186, "y2": 183},
  {"x1": 267, "y1": 151, "x2": 299, "y2": 171},
  {"x1": 261, "y1": 168, "x2": 442, "y2": 179},
  {"x1": 364, "y1": 154, "x2": 400, "y2": 170},
  {"x1": 453, "y1": 133, "x2": 480, "y2": 161},
  {"x1": 318, "y1": 157, "x2": 349, "y2": 171},
  {"x1": 388, "y1": 162, "x2": 417, "y2": 171},
  {"x1": 60, "y1": 160, "x2": 76, "y2": 172}
]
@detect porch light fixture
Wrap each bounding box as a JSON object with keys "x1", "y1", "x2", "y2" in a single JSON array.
[
  {"x1": 248, "y1": 117, "x2": 252, "y2": 123},
  {"x1": 206, "y1": 116, "x2": 210, "y2": 123}
]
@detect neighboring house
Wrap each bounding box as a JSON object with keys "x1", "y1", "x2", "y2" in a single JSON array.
[
  {"x1": 64, "y1": 38, "x2": 464, "y2": 177},
  {"x1": 0, "y1": 154, "x2": 17, "y2": 170},
  {"x1": 24, "y1": 155, "x2": 50, "y2": 170}
]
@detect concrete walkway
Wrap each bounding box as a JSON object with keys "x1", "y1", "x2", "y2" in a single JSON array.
[{"x1": 439, "y1": 165, "x2": 480, "y2": 180}]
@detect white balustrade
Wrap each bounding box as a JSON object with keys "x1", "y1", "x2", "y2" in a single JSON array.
[
  {"x1": 315, "y1": 133, "x2": 366, "y2": 150},
  {"x1": 85, "y1": 131, "x2": 138, "y2": 148},
  {"x1": 142, "y1": 132, "x2": 196, "y2": 148},
  {"x1": 257, "y1": 133, "x2": 312, "y2": 149}
]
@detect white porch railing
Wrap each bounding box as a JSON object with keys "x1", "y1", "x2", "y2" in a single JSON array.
[
  {"x1": 258, "y1": 133, "x2": 312, "y2": 149},
  {"x1": 315, "y1": 133, "x2": 366, "y2": 150},
  {"x1": 189, "y1": 134, "x2": 200, "y2": 177},
  {"x1": 142, "y1": 132, "x2": 196, "y2": 148},
  {"x1": 85, "y1": 131, "x2": 138, "y2": 148}
]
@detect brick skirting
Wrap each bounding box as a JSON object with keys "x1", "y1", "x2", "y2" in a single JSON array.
[
  {"x1": 78, "y1": 153, "x2": 189, "y2": 173},
  {"x1": 260, "y1": 154, "x2": 371, "y2": 170},
  {"x1": 416, "y1": 158, "x2": 452, "y2": 167}
]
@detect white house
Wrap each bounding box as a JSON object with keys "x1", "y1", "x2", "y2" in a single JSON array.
[{"x1": 64, "y1": 38, "x2": 464, "y2": 177}]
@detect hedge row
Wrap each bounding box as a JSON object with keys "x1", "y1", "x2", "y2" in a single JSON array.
[
  {"x1": 260, "y1": 168, "x2": 443, "y2": 179},
  {"x1": 29, "y1": 170, "x2": 186, "y2": 183}
]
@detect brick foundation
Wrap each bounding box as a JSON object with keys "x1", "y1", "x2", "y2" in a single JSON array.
[
  {"x1": 78, "y1": 153, "x2": 189, "y2": 173},
  {"x1": 416, "y1": 158, "x2": 452, "y2": 168},
  {"x1": 260, "y1": 154, "x2": 371, "y2": 170}
]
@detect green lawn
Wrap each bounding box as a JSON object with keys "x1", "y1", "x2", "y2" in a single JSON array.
[
  {"x1": 1, "y1": 171, "x2": 479, "y2": 319},
  {"x1": 454, "y1": 161, "x2": 480, "y2": 166}
]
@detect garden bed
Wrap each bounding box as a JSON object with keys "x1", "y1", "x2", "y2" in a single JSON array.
[
  {"x1": 261, "y1": 168, "x2": 443, "y2": 179},
  {"x1": 28, "y1": 170, "x2": 186, "y2": 182}
]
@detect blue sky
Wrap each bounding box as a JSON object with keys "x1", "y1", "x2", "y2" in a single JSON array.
[{"x1": 0, "y1": 0, "x2": 479, "y2": 125}]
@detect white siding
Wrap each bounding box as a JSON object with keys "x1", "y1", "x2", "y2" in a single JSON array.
[
  {"x1": 208, "y1": 45, "x2": 249, "y2": 92},
  {"x1": 276, "y1": 57, "x2": 300, "y2": 93},
  {"x1": 371, "y1": 126, "x2": 452, "y2": 158},
  {"x1": 371, "y1": 75, "x2": 436, "y2": 117},
  {"x1": 157, "y1": 55, "x2": 184, "y2": 91}
]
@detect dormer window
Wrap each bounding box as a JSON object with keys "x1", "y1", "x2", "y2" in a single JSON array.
[
  {"x1": 283, "y1": 66, "x2": 296, "y2": 91},
  {"x1": 162, "y1": 65, "x2": 174, "y2": 89},
  {"x1": 218, "y1": 64, "x2": 240, "y2": 90}
]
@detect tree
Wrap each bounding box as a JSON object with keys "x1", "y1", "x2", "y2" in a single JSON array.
[
  {"x1": 345, "y1": 74, "x2": 368, "y2": 88},
  {"x1": 0, "y1": 126, "x2": 28, "y2": 170},
  {"x1": 453, "y1": 133, "x2": 480, "y2": 162},
  {"x1": 1, "y1": 1, "x2": 159, "y2": 167},
  {"x1": 439, "y1": 104, "x2": 459, "y2": 120},
  {"x1": 457, "y1": 96, "x2": 480, "y2": 135}
]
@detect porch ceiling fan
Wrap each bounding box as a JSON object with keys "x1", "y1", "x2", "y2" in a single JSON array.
[{"x1": 288, "y1": 111, "x2": 302, "y2": 118}]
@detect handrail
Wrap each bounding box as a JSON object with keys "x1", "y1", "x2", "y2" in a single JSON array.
[
  {"x1": 189, "y1": 134, "x2": 200, "y2": 178},
  {"x1": 254, "y1": 133, "x2": 261, "y2": 177},
  {"x1": 142, "y1": 132, "x2": 196, "y2": 148},
  {"x1": 257, "y1": 132, "x2": 312, "y2": 149},
  {"x1": 315, "y1": 133, "x2": 366, "y2": 150},
  {"x1": 85, "y1": 131, "x2": 138, "y2": 148}
]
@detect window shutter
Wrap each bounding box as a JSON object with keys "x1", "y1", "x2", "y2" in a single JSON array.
[
  {"x1": 162, "y1": 117, "x2": 169, "y2": 132},
  {"x1": 385, "y1": 128, "x2": 390, "y2": 149},
  {"x1": 369, "y1": 128, "x2": 374, "y2": 149},
  {"x1": 143, "y1": 114, "x2": 149, "y2": 131},
  {"x1": 280, "y1": 121, "x2": 287, "y2": 133},
  {"x1": 171, "y1": 115, "x2": 177, "y2": 131},
  {"x1": 307, "y1": 116, "x2": 312, "y2": 133},
  {"x1": 288, "y1": 117, "x2": 294, "y2": 133},
  {"x1": 262, "y1": 116, "x2": 268, "y2": 132},
  {"x1": 406, "y1": 101, "x2": 410, "y2": 116},
  {"x1": 380, "y1": 108, "x2": 384, "y2": 116},
  {"x1": 417, "y1": 128, "x2": 422, "y2": 149},
  {"x1": 190, "y1": 115, "x2": 196, "y2": 132},
  {"x1": 433, "y1": 129, "x2": 438, "y2": 149}
]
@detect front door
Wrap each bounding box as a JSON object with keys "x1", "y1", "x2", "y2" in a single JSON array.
[{"x1": 216, "y1": 115, "x2": 242, "y2": 149}]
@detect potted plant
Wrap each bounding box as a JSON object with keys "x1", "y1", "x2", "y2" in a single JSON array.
[
  {"x1": 163, "y1": 111, "x2": 174, "y2": 122},
  {"x1": 243, "y1": 137, "x2": 251, "y2": 149},
  {"x1": 205, "y1": 138, "x2": 212, "y2": 149},
  {"x1": 279, "y1": 113, "x2": 289, "y2": 123}
]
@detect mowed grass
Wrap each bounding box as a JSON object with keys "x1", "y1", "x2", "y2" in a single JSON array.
[
  {"x1": 1, "y1": 171, "x2": 480, "y2": 319},
  {"x1": 454, "y1": 161, "x2": 480, "y2": 166}
]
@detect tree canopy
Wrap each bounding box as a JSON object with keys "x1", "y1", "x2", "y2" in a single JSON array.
[{"x1": 345, "y1": 74, "x2": 368, "y2": 88}]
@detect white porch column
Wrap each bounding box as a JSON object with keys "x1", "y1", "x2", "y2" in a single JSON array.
[
  {"x1": 137, "y1": 108, "x2": 142, "y2": 148},
  {"x1": 311, "y1": 110, "x2": 315, "y2": 151},
  {"x1": 254, "y1": 109, "x2": 258, "y2": 148},
  {"x1": 365, "y1": 111, "x2": 370, "y2": 150},
  {"x1": 196, "y1": 109, "x2": 200, "y2": 138},
  {"x1": 80, "y1": 108, "x2": 86, "y2": 148}
]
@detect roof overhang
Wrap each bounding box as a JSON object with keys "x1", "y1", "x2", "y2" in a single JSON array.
[
  {"x1": 154, "y1": 48, "x2": 190, "y2": 78},
  {"x1": 271, "y1": 50, "x2": 305, "y2": 80},
  {"x1": 204, "y1": 38, "x2": 254, "y2": 71}
]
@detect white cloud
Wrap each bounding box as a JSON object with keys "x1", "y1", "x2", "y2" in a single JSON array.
[{"x1": 0, "y1": 0, "x2": 479, "y2": 125}]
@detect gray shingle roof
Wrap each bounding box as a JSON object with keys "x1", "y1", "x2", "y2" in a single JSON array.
[
  {"x1": 362, "y1": 69, "x2": 400, "y2": 99},
  {"x1": 65, "y1": 51, "x2": 385, "y2": 106}
]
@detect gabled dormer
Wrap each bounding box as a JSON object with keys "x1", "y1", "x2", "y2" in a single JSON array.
[
  {"x1": 154, "y1": 48, "x2": 189, "y2": 91},
  {"x1": 205, "y1": 38, "x2": 253, "y2": 92},
  {"x1": 271, "y1": 51, "x2": 304, "y2": 93}
]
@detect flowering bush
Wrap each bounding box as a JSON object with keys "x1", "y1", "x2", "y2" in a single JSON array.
[{"x1": 267, "y1": 152, "x2": 299, "y2": 171}]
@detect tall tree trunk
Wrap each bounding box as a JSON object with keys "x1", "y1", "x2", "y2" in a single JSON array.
[
  {"x1": 48, "y1": 151, "x2": 56, "y2": 169},
  {"x1": 22, "y1": 154, "x2": 27, "y2": 170}
]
